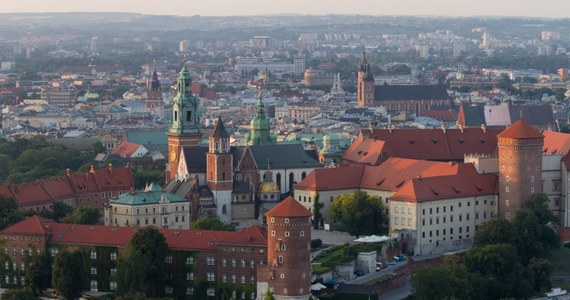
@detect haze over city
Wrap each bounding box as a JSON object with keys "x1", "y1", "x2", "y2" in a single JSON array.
[{"x1": 2, "y1": 0, "x2": 570, "y2": 18}]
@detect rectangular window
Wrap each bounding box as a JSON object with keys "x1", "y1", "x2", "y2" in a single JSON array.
[
  {"x1": 165, "y1": 256, "x2": 173, "y2": 264},
  {"x1": 207, "y1": 273, "x2": 215, "y2": 282},
  {"x1": 91, "y1": 267, "x2": 97, "y2": 275},
  {"x1": 187, "y1": 272, "x2": 194, "y2": 280},
  {"x1": 90, "y1": 250, "x2": 96, "y2": 260},
  {"x1": 110, "y1": 282, "x2": 117, "y2": 291},
  {"x1": 111, "y1": 268, "x2": 117, "y2": 276}
]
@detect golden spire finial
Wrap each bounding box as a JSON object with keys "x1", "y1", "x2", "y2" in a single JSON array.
[{"x1": 257, "y1": 73, "x2": 266, "y2": 98}]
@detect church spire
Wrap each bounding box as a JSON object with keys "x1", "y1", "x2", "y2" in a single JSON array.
[
  {"x1": 168, "y1": 61, "x2": 200, "y2": 135},
  {"x1": 247, "y1": 75, "x2": 273, "y2": 146}
]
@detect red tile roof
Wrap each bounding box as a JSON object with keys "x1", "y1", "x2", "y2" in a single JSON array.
[
  {"x1": 342, "y1": 127, "x2": 502, "y2": 165},
  {"x1": 543, "y1": 130, "x2": 570, "y2": 169},
  {"x1": 390, "y1": 167, "x2": 498, "y2": 202},
  {"x1": 2, "y1": 216, "x2": 251, "y2": 251},
  {"x1": 218, "y1": 226, "x2": 267, "y2": 246},
  {"x1": 359, "y1": 158, "x2": 465, "y2": 192},
  {"x1": 266, "y1": 196, "x2": 312, "y2": 218},
  {"x1": 497, "y1": 119, "x2": 543, "y2": 139},
  {"x1": 111, "y1": 140, "x2": 142, "y2": 158},
  {"x1": 295, "y1": 158, "x2": 467, "y2": 195},
  {"x1": 0, "y1": 167, "x2": 134, "y2": 208},
  {"x1": 1, "y1": 216, "x2": 55, "y2": 236},
  {"x1": 294, "y1": 165, "x2": 365, "y2": 191}
]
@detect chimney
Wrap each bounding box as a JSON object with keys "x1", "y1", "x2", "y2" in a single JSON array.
[
  {"x1": 108, "y1": 162, "x2": 113, "y2": 174},
  {"x1": 480, "y1": 124, "x2": 486, "y2": 133},
  {"x1": 459, "y1": 124, "x2": 464, "y2": 134},
  {"x1": 89, "y1": 164, "x2": 95, "y2": 173},
  {"x1": 440, "y1": 121, "x2": 446, "y2": 134},
  {"x1": 66, "y1": 168, "x2": 71, "y2": 177}
]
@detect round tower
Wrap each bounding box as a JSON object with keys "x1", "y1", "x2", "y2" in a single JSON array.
[
  {"x1": 259, "y1": 196, "x2": 312, "y2": 300},
  {"x1": 497, "y1": 120, "x2": 544, "y2": 220}
]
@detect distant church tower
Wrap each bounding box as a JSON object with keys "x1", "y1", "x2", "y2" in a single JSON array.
[
  {"x1": 256, "y1": 196, "x2": 312, "y2": 300},
  {"x1": 166, "y1": 63, "x2": 201, "y2": 180},
  {"x1": 356, "y1": 50, "x2": 375, "y2": 108},
  {"x1": 207, "y1": 116, "x2": 233, "y2": 223},
  {"x1": 246, "y1": 77, "x2": 273, "y2": 145},
  {"x1": 497, "y1": 120, "x2": 544, "y2": 220},
  {"x1": 146, "y1": 69, "x2": 164, "y2": 118}
]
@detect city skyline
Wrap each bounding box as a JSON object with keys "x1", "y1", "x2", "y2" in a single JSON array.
[{"x1": 2, "y1": 0, "x2": 570, "y2": 18}]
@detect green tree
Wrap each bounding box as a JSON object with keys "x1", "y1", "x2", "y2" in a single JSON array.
[
  {"x1": 330, "y1": 191, "x2": 386, "y2": 237},
  {"x1": 191, "y1": 217, "x2": 235, "y2": 231},
  {"x1": 312, "y1": 193, "x2": 324, "y2": 229},
  {"x1": 473, "y1": 217, "x2": 514, "y2": 247},
  {"x1": 120, "y1": 227, "x2": 169, "y2": 297},
  {"x1": 116, "y1": 246, "x2": 150, "y2": 296},
  {"x1": 60, "y1": 206, "x2": 101, "y2": 225},
  {"x1": 45, "y1": 201, "x2": 73, "y2": 222},
  {"x1": 52, "y1": 250, "x2": 87, "y2": 300},
  {"x1": 25, "y1": 251, "x2": 53, "y2": 293},
  {"x1": 527, "y1": 257, "x2": 553, "y2": 294},
  {"x1": 0, "y1": 195, "x2": 36, "y2": 230},
  {"x1": 264, "y1": 290, "x2": 276, "y2": 300},
  {"x1": 411, "y1": 265, "x2": 456, "y2": 299},
  {"x1": 1, "y1": 287, "x2": 38, "y2": 300}
]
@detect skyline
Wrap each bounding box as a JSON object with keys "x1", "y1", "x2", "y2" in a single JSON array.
[{"x1": 2, "y1": 0, "x2": 570, "y2": 19}]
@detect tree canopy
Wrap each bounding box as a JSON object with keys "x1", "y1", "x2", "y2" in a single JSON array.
[
  {"x1": 25, "y1": 251, "x2": 53, "y2": 293},
  {"x1": 191, "y1": 216, "x2": 235, "y2": 231},
  {"x1": 117, "y1": 227, "x2": 169, "y2": 297},
  {"x1": 330, "y1": 191, "x2": 387, "y2": 237},
  {"x1": 52, "y1": 250, "x2": 87, "y2": 300},
  {"x1": 60, "y1": 206, "x2": 101, "y2": 225},
  {"x1": 411, "y1": 192, "x2": 558, "y2": 299}
]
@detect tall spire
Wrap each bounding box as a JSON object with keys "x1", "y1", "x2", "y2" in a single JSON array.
[
  {"x1": 247, "y1": 74, "x2": 273, "y2": 145},
  {"x1": 168, "y1": 61, "x2": 200, "y2": 135}
]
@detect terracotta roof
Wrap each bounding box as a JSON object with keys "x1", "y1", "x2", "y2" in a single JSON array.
[
  {"x1": 342, "y1": 127, "x2": 501, "y2": 164},
  {"x1": 266, "y1": 196, "x2": 312, "y2": 218},
  {"x1": 359, "y1": 158, "x2": 465, "y2": 192},
  {"x1": 2, "y1": 216, "x2": 237, "y2": 251},
  {"x1": 111, "y1": 140, "x2": 142, "y2": 158},
  {"x1": 294, "y1": 165, "x2": 365, "y2": 191},
  {"x1": 497, "y1": 119, "x2": 543, "y2": 139},
  {"x1": 0, "y1": 167, "x2": 134, "y2": 208},
  {"x1": 1, "y1": 216, "x2": 55, "y2": 236},
  {"x1": 390, "y1": 167, "x2": 498, "y2": 202},
  {"x1": 218, "y1": 226, "x2": 267, "y2": 246},
  {"x1": 543, "y1": 130, "x2": 570, "y2": 169}
]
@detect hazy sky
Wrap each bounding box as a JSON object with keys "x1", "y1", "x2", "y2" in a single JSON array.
[{"x1": 3, "y1": 0, "x2": 570, "y2": 18}]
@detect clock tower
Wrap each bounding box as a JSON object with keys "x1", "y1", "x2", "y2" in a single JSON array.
[{"x1": 166, "y1": 63, "x2": 201, "y2": 180}]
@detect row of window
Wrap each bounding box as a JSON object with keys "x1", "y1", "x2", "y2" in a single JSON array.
[
  {"x1": 221, "y1": 258, "x2": 257, "y2": 268},
  {"x1": 421, "y1": 200, "x2": 494, "y2": 216},
  {"x1": 270, "y1": 231, "x2": 305, "y2": 237},
  {"x1": 114, "y1": 205, "x2": 184, "y2": 214},
  {"x1": 422, "y1": 226, "x2": 470, "y2": 239},
  {"x1": 4, "y1": 275, "x2": 24, "y2": 285},
  {"x1": 4, "y1": 247, "x2": 40, "y2": 257},
  {"x1": 221, "y1": 274, "x2": 256, "y2": 285},
  {"x1": 4, "y1": 261, "x2": 26, "y2": 272},
  {"x1": 419, "y1": 211, "x2": 494, "y2": 227},
  {"x1": 89, "y1": 267, "x2": 117, "y2": 276}
]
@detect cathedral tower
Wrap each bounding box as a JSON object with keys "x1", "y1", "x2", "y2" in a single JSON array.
[
  {"x1": 497, "y1": 120, "x2": 544, "y2": 220},
  {"x1": 257, "y1": 196, "x2": 312, "y2": 300},
  {"x1": 357, "y1": 50, "x2": 375, "y2": 108},
  {"x1": 206, "y1": 116, "x2": 233, "y2": 223},
  {"x1": 146, "y1": 70, "x2": 164, "y2": 117},
  {"x1": 166, "y1": 63, "x2": 201, "y2": 180},
  {"x1": 246, "y1": 77, "x2": 273, "y2": 145}
]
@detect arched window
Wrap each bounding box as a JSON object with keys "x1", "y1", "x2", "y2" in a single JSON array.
[
  {"x1": 222, "y1": 205, "x2": 227, "y2": 214},
  {"x1": 301, "y1": 172, "x2": 306, "y2": 179},
  {"x1": 289, "y1": 173, "x2": 294, "y2": 192},
  {"x1": 222, "y1": 172, "x2": 226, "y2": 181},
  {"x1": 276, "y1": 173, "x2": 281, "y2": 190}
]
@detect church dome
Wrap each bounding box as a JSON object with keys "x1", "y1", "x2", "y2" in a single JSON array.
[{"x1": 259, "y1": 181, "x2": 280, "y2": 193}]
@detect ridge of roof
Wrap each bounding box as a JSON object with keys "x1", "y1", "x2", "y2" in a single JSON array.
[
  {"x1": 266, "y1": 196, "x2": 312, "y2": 218},
  {"x1": 497, "y1": 119, "x2": 543, "y2": 139}
]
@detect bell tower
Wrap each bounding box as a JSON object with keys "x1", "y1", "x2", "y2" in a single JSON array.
[
  {"x1": 166, "y1": 63, "x2": 202, "y2": 180},
  {"x1": 146, "y1": 68, "x2": 164, "y2": 118},
  {"x1": 357, "y1": 50, "x2": 375, "y2": 108},
  {"x1": 206, "y1": 116, "x2": 233, "y2": 223}
]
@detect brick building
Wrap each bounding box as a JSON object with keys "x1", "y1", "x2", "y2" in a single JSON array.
[
  {"x1": 356, "y1": 51, "x2": 450, "y2": 115},
  {"x1": 0, "y1": 164, "x2": 134, "y2": 212},
  {"x1": 257, "y1": 197, "x2": 312, "y2": 300},
  {"x1": 1, "y1": 216, "x2": 267, "y2": 299}
]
